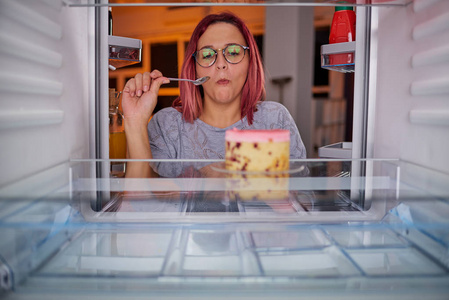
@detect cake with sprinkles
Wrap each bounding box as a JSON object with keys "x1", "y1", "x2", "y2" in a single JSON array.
[{"x1": 225, "y1": 129, "x2": 290, "y2": 172}]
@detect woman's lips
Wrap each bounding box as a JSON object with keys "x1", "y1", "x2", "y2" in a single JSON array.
[{"x1": 217, "y1": 79, "x2": 230, "y2": 85}]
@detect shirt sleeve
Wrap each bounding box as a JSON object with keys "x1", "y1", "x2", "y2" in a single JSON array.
[{"x1": 277, "y1": 103, "x2": 307, "y2": 159}]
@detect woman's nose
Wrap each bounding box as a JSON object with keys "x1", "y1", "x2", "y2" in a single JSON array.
[{"x1": 215, "y1": 51, "x2": 228, "y2": 70}]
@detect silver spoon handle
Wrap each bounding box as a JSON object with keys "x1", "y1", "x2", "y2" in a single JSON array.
[{"x1": 166, "y1": 77, "x2": 195, "y2": 83}]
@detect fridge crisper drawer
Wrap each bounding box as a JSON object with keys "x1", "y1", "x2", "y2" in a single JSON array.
[
  {"x1": 2, "y1": 217, "x2": 449, "y2": 298},
  {"x1": 0, "y1": 159, "x2": 448, "y2": 298}
]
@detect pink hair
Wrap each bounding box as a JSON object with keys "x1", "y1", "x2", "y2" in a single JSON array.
[{"x1": 172, "y1": 12, "x2": 265, "y2": 125}]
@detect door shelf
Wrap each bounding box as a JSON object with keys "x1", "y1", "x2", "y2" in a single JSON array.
[
  {"x1": 321, "y1": 41, "x2": 355, "y2": 73},
  {"x1": 318, "y1": 142, "x2": 353, "y2": 159},
  {"x1": 109, "y1": 35, "x2": 142, "y2": 69}
]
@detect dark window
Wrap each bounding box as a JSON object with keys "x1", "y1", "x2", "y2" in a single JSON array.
[
  {"x1": 253, "y1": 34, "x2": 264, "y2": 59},
  {"x1": 154, "y1": 95, "x2": 178, "y2": 114},
  {"x1": 109, "y1": 77, "x2": 117, "y2": 90},
  {"x1": 314, "y1": 27, "x2": 330, "y2": 88},
  {"x1": 184, "y1": 41, "x2": 192, "y2": 65},
  {"x1": 151, "y1": 42, "x2": 178, "y2": 88}
]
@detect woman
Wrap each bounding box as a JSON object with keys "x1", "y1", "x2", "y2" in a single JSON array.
[{"x1": 122, "y1": 12, "x2": 306, "y2": 177}]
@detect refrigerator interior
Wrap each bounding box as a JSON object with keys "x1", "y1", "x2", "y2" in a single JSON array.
[{"x1": 1, "y1": 0, "x2": 449, "y2": 299}]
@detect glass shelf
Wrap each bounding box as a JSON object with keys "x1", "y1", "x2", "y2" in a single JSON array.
[
  {"x1": 1, "y1": 159, "x2": 448, "y2": 297},
  {"x1": 67, "y1": 0, "x2": 412, "y2": 7}
]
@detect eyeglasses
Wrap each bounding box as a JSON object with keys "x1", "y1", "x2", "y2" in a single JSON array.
[{"x1": 193, "y1": 44, "x2": 249, "y2": 68}]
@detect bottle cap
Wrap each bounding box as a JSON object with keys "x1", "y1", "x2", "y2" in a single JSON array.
[{"x1": 335, "y1": 6, "x2": 354, "y2": 11}]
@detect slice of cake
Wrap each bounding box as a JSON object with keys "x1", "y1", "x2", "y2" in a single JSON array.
[
  {"x1": 225, "y1": 129, "x2": 290, "y2": 172},
  {"x1": 224, "y1": 129, "x2": 291, "y2": 201}
]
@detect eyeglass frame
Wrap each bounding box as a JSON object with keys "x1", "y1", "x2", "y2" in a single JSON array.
[{"x1": 192, "y1": 44, "x2": 250, "y2": 68}]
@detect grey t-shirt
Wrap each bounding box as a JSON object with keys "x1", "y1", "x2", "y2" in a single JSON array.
[{"x1": 148, "y1": 101, "x2": 306, "y2": 160}]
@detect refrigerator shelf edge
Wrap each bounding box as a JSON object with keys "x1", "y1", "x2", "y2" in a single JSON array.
[
  {"x1": 318, "y1": 142, "x2": 353, "y2": 159},
  {"x1": 321, "y1": 41, "x2": 356, "y2": 73},
  {"x1": 108, "y1": 35, "x2": 142, "y2": 69},
  {"x1": 69, "y1": 0, "x2": 413, "y2": 7}
]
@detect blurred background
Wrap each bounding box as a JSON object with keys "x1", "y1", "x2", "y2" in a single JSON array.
[{"x1": 108, "y1": 5, "x2": 354, "y2": 158}]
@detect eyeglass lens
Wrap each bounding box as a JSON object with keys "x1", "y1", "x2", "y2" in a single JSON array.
[{"x1": 195, "y1": 44, "x2": 247, "y2": 67}]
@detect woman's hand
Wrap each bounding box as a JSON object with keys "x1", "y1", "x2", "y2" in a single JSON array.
[
  {"x1": 122, "y1": 70, "x2": 169, "y2": 127},
  {"x1": 122, "y1": 70, "x2": 168, "y2": 163}
]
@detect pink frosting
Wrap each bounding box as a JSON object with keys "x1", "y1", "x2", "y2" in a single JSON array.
[{"x1": 225, "y1": 128, "x2": 290, "y2": 143}]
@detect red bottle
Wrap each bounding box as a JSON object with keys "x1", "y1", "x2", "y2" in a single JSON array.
[{"x1": 329, "y1": 5, "x2": 356, "y2": 66}]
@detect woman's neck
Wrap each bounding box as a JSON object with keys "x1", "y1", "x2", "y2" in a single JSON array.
[{"x1": 200, "y1": 101, "x2": 241, "y2": 129}]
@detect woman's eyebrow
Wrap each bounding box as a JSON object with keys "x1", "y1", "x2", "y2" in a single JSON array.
[
  {"x1": 198, "y1": 43, "x2": 240, "y2": 50},
  {"x1": 199, "y1": 45, "x2": 214, "y2": 50}
]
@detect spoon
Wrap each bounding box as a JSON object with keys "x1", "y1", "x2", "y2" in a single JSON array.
[{"x1": 166, "y1": 76, "x2": 210, "y2": 86}]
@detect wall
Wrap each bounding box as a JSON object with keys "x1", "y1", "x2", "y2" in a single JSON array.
[
  {"x1": 0, "y1": 1, "x2": 92, "y2": 190},
  {"x1": 372, "y1": 0, "x2": 449, "y2": 174},
  {"x1": 264, "y1": 7, "x2": 315, "y2": 157}
]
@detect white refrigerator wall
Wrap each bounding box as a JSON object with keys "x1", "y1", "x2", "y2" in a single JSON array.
[
  {"x1": 0, "y1": 0, "x2": 92, "y2": 190},
  {"x1": 371, "y1": 0, "x2": 449, "y2": 174}
]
